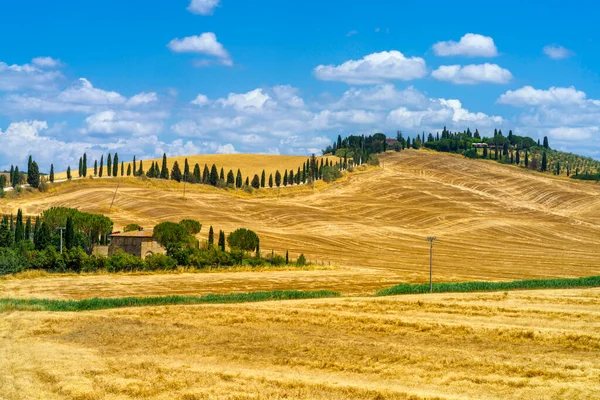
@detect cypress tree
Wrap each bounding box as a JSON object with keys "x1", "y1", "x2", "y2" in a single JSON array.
[
  {"x1": 261, "y1": 170, "x2": 266, "y2": 187},
  {"x1": 203, "y1": 164, "x2": 210, "y2": 184},
  {"x1": 132, "y1": 156, "x2": 136, "y2": 175},
  {"x1": 516, "y1": 150, "x2": 520, "y2": 165},
  {"x1": 218, "y1": 230, "x2": 225, "y2": 251},
  {"x1": 112, "y1": 153, "x2": 119, "y2": 177},
  {"x1": 9, "y1": 165, "x2": 14, "y2": 187},
  {"x1": 148, "y1": 162, "x2": 155, "y2": 178},
  {"x1": 219, "y1": 167, "x2": 225, "y2": 182},
  {"x1": 121, "y1": 161, "x2": 124, "y2": 177},
  {"x1": 289, "y1": 169, "x2": 294, "y2": 185},
  {"x1": 99, "y1": 156, "x2": 104, "y2": 177},
  {"x1": 93, "y1": 160, "x2": 97, "y2": 176},
  {"x1": 83, "y1": 153, "x2": 87, "y2": 177},
  {"x1": 184, "y1": 159, "x2": 190, "y2": 182},
  {"x1": 275, "y1": 170, "x2": 281, "y2": 187},
  {"x1": 245, "y1": 177, "x2": 249, "y2": 187},
  {"x1": 29, "y1": 161, "x2": 40, "y2": 188},
  {"x1": 543, "y1": 136, "x2": 549, "y2": 149},
  {"x1": 236, "y1": 169, "x2": 242, "y2": 188},
  {"x1": 13, "y1": 166, "x2": 20, "y2": 187},
  {"x1": 286, "y1": 250, "x2": 289, "y2": 265},
  {"x1": 14, "y1": 209, "x2": 24, "y2": 244},
  {"x1": 67, "y1": 166, "x2": 72, "y2": 180},
  {"x1": 525, "y1": 151, "x2": 529, "y2": 168},
  {"x1": 226, "y1": 170, "x2": 234, "y2": 186},
  {"x1": 78, "y1": 157, "x2": 83, "y2": 177},
  {"x1": 296, "y1": 167, "x2": 301, "y2": 184},
  {"x1": 27, "y1": 156, "x2": 33, "y2": 178},
  {"x1": 65, "y1": 216, "x2": 74, "y2": 250},
  {"x1": 208, "y1": 226, "x2": 214, "y2": 246},
  {"x1": 171, "y1": 161, "x2": 182, "y2": 182},
  {"x1": 138, "y1": 160, "x2": 144, "y2": 176},
  {"x1": 283, "y1": 170, "x2": 288, "y2": 186},
  {"x1": 34, "y1": 221, "x2": 52, "y2": 251},
  {"x1": 269, "y1": 173, "x2": 273, "y2": 188},
  {"x1": 25, "y1": 217, "x2": 31, "y2": 241},
  {"x1": 251, "y1": 174, "x2": 260, "y2": 189},
  {"x1": 107, "y1": 153, "x2": 112, "y2": 177},
  {"x1": 127, "y1": 164, "x2": 132, "y2": 176},
  {"x1": 210, "y1": 164, "x2": 218, "y2": 186},
  {"x1": 541, "y1": 152, "x2": 548, "y2": 172},
  {"x1": 161, "y1": 153, "x2": 169, "y2": 179},
  {"x1": 193, "y1": 163, "x2": 201, "y2": 183},
  {"x1": 34, "y1": 216, "x2": 40, "y2": 239}
]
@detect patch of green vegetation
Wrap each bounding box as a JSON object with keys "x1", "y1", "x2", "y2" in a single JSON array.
[
  {"x1": 0, "y1": 290, "x2": 340, "y2": 312},
  {"x1": 376, "y1": 275, "x2": 600, "y2": 296}
]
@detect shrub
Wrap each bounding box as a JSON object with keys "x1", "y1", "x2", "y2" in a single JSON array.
[
  {"x1": 227, "y1": 228, "x2": 259, "y2": 252},
  {"x1": 296, "y1": 254, "x2": 307, "y2": 267},
  {"x1": 322, "y1": 166, "x2": 342, "y2": 183},
  {"x1": 189, "y1": 247, "x2": 233, "y2": 268},
  {"x1": 269, "y1": 254, "x2": 286, "y2": 266},
  {"x1": 368, "y1": 155, "x2": 380, "y2": 166},
  {"x1": 0, "y1": 248, "x2": 27, "y2": 276},
  {"x1": 64, "y1": 247, "x2": 88, "y2": 272},
  {"x1": 123, "y1": 223, "x2": 142, "y2": 232},
  {"x1": 144, "y1": 253, "x2": 177, "y2": 271},
  {"x1": 247, "y1": 257, "x2": 267, "y2": 267},
  {"x1": 464, "y1": 148, "x2": 479, "y2": 159},
  {"x1": 38, "y1": 180, "x2": 49, "y2": 193},
  {"x1": 81, "y1": 255, "x2": 107, "y2": 273},
  {"x1": 106, "y1": 251, "x2": 145, "y2": 272},
  {"x1": 179, "y1": 219, "x2": 202, "y2": 235}
]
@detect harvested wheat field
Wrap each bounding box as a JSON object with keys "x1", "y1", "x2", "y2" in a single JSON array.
[
  {"x1": 2, "y1": 288, "x2": 600, "y2": 399},
  {"x1": 3, "y1": 150, "x2": 600, "y2": 298}
]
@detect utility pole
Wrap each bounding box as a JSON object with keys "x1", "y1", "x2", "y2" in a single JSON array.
[
  {"x1": 57, "y1": 227, "x2": 66, "y2": 254},
  {"x1": 426, "y1": 237, "x2": 437, "y2": 293}
]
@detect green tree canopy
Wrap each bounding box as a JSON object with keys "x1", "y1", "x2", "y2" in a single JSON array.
[
  {"x1": 179, "y1": 219, "x2": 202, "y2": 235},
  {"x1": 227, "y1": 228, "x2": 259, "y2": 252}
]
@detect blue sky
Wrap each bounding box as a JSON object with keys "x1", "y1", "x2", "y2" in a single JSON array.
[{"x1": 1, "y1": 0, "x2": 600, "y2": 171}]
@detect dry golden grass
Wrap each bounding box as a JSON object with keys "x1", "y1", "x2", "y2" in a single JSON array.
[
  {"x1": 2, "y1": 150, "x2": 600, "y2": 298},
  {"x1": 2, "y1": 288, "x2": 600, "y2": 399}
]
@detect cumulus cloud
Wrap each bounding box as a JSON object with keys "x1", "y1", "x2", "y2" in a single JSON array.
[
  {"x1": 187, "y1": 0, "x2": 220, "y2": 15},
  {"x1": 31, "y1": 57, "x2": 62, "y2": 68},
  {"x1": 543, "y1": 45, "x2": 574, "y2": 60},
  {"x1": 168, "y1": 33, "x2": 232, "y2": 66},
  {"x1": 433, "y1": 33, "x2": 498, "y2": 57},
  {"x1": 126, "y1": 92, "x2": 158, "y2": 107},
  {"x1": 497, "y1": 86, "x2": 587, "y2": 107},
  {"x1": 313, "y1": 51, "x2": 427, "y2": 84},
  {"x1": 190, "y1": 94, "x2": 209, "y2": 106},
  {"x1": 432, "y1": 64, "x2": 512, "y2": 84},
  {"x1": 547, "y1": 127, "x2": 597, "y2": 141},
  {"x1": 83, "y1": 110, "x2": 164, "y2": 136},
  {"x1": 0, "y1": 61, "x2": 63, "y2": 91},
  {"x1": 217, "y1": 89, "x2": 272, "y2": 111},
  {"x1": 58, "y1": 78, "x2": 126, "y2": 105}
]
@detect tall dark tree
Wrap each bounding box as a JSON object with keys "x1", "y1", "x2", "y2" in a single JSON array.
[
  {"x1": 107, "y1": 153, "x2": 112, "y2": 177},
  {"x1": 112, "y1": 153, "x2": 119, "y2": 177},
  {"x1": 65, "y1": 216, "x2": 75, "y2": 250},
  {"x1": 210, "y1": 164, "x2": 219, "y2": 186},
  {"x1": 184, "y1": 159, "x2": 190, "y2": 182},
  {"x1": 83, "y1": 153, "x2": 88, "y2": 177},
  {"x1": 283, "y1": 170, "x2": 288, "y2": 186},
  {"x1": 219, "y1": 167, "x2": 225, "y2": 182},
  {"x1": 236, "y1": 169, "x2": 242, "y2": 188},
  {"x1": 161, "y1": 153, "x2": 169, "y2": 179},
  {"x1": 208, "y1": 226, "x2": 214, "y2": 246},
  {"x1": 218, "y1": 230, "x2": 225, "y2": 251},
  {"x1": 171, "y1": 161, "x2": 182, "y2": 182},
  {"x1": 541, "y1": 152, "x2": 548, "y2": 172},
  {"x1": 193, "y1": 163, "x2": 201, "y2": 183},
  {"x1": 28, "y1": 161, "x2": 40, "y2": 188},
  {"x1": 516, "y1": 150, "x2": 521, "y2": 165},
  {"x1": 525, "y1": 151, "x2": 529, "y2": 168},
  {"x1": 78, "y1": 157, "x2": 83, "y2": 177},
  {"x1": 10, "y1": 165, "x2": 14, "y2": 187},
  {"x1": 286, "y1": 250, "x2": 289, "y2": 265},
  {"x1": 127, "y1": 164, "x2": 132, "y2": 176},
  {"x1": 34, "y1": 221, "x2": 52, "y2": 250},
  {"x1": 121, "y1": 161, "x2": 124, "y2": 177},
  {"x1": 543, "y1": 136, "x2": 549, "y2": 149},
  {"x1": 132, "y1": 156, "x2": 136, "y2": 175},
  {"x1": 138, "y1": 160, "x2": 144, "y2": 176},
  {"x1": 67, "y1": 166, "x2": 72, "y2": 180},
  {"x1": 275, "y1": 170, "x2": 282, "y2": 187},
  {"x1": 93, "y1": 160, "x2": 97, "y2": 177},
  {"x1": 296, "y1": 167, "x2": 301, "y2": 185},
  {"x1": 337, "y1": 135, "x2": 342, "y2": 150},
  {"x1": 27, "y1": 156, "x2": 33, "y2": 177},
  {"x1": 12, "y1": 166, "x2": 20, "y2": 187},
  {"x1": 226, "y1": 170, "x2": 235, "y2": 186},
  {"x1": 269, "y1": 173, "x2": 273, "y2": 188},
  {"x1": 251, "y1": 174, "x2": 260, "y2": 189},
  {"x1": 245, "y1": 177, "x2": 249, "y2": 186},
  {"x1": 25, "y1": 217, "x2": 31, "y2": 241},
  {"x1": 14, "y1": 209, "x2": 24, "y2": 244},
  {"x1": 99, "y1": 155, "x2": 104, "y2": 177},
  {"x1": 202, "y1": 164, "x2": 210, "y2": 184},
  {"x1": 261, "y1": 170, "x2": 266, "y2": 187}
]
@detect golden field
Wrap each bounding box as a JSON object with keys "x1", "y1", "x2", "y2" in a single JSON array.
[
  {"x1": 2, "y1": 150, "x2": 600, "y2": 298},
  {"x1": 2, "y1": 288, "x2": 600, "y2": 399}
]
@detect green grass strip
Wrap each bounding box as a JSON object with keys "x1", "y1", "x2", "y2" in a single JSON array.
[
  {"x1": 376, "y1": 275, "x2": 600, "y2": 296},
  {"x1": 0, "y1": 290, "x2": 340, "y2": 312}
]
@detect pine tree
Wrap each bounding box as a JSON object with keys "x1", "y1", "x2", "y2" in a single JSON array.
[
  {"x1": 218, "y1": 230, "x2": 225, "y2": 251},
  {"x1": 83, "y1": 153, "x2": 87, "y2": 177},
  {"x1": 227, "y1": 170, "x2": 234, "y2": 186},
  {"x1": 93, "y1": 160, "x2": 97, "y2": 176},
  {"x1": 261, "y1": 170, "x2": 266, "y2": 187},
  {"x1": 208, "y1": 226, "x2": 214, "y2": 246},
  {"x1": 99, "y1": 155, "x2": 104, "y2": 177},
  {"x1": 65, "y1": 216, "x2": 74, "y2": 250},
  {"x1": 25, "y1": 216, "x2": 31, "y2": 242},
  {"x1": 14, "y1": 209, "x2": 24, "y2": 244},
  {"x1": 251, "y1": 174, "x2": 260, "y2": 189},
  {"x1": 541, "y1": 152, "x2": 548, "y2": 172},
  {"x1": 127, "y1": 164, "x2": 132, "y2": 176},
  {"x1": 269, "y1": 173, "x2": 273, "y2": 188},
  {"x1": 29, "y1": 161, "x2": 40, "y2": 188},
  {"x1": 171, "y1": 161, "x2": 182, "y2": 182},
  {"x1": 337, "y1": 135, "x2": 342, "y2": 150},
  {"x1": 107, "y1": 153, "x2": 112, "y2": 177},
  {"x1": 236, "y1": 169, "x2": 242, "y2": 188},
  {"x1": 161, "y1": 153, "x2": 169, "y2": 179},
  {"x1": 184, "y1": 159, "x2": 190, "y2": 182},
  {"x1": 112, "y1": 153, "x2": 119, "y2": 177},
  {"x1": 194, "y1": 163, "x2": 201, "y2": 183},
  {"x1": 67, "y1": 166, "x2": 72, "y2": 180},
  {"x1": 203, "y1": 164, "x2": 210, "y2": 184},
  {"x1": 275, "y1": 170, "x2": 281, "y2": 187},
  {"x1": 210, "y1": 164, "x2": 218, "y2": 186}
]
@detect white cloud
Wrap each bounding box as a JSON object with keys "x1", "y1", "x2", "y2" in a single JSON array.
[
  {"x1": 498, "y1": 86, "x2": 587, "y2": 107},
  {"x1": 31, "y1": 57, "x2": 62, "y2": 68},
  {"x1": 167, "y1": 33, "x2": 232, "y2": 66},
  {"x1": 217, "y1": 89, "x2": 272, "y2": 111},
  {"x1": 272, "y1": 85, "x2": 304, "y2": 108},
  {"x1": 187, "y1": 0, "x2": 220, "y2": 15},
  {"x1": 216, "y1": 143, "x2": 237, "y2": 154},
  {"x1": 58, "y1": 78, "x2": 126, "y2": 105},
  {"x1": 126, "y1": 92, "x2": 158, "y2": 107},
  {"x1": 83, "y1": 110, "x2": 163, "y2": 136},
  {"x1": 334, "y1": 84, "x2": 428, "y2": 110},
  {"x1": 432, "y1": 63, "x2": 512, "y2": 84},
  {"x1": 190, "y1": 94, "x2": 209, "y2": 106},
  {"x1": 346, "y1": 30, "x2": 358, "y2": 37},
  {"x1": 0, "y1": 61, "x2": 63, "y2": 91},
  {"x1": 547, "y1": 127, "x2": 597, "y2": 141},
  {"x1": 433, "y1": 33, "x2": 498, "y2": 57},
  {"x1": 313, "y1": 51, "x2": 427, "y2": 84},
  {"x1": 543, "y1": 45, "x2": 574, "y2": 60}
]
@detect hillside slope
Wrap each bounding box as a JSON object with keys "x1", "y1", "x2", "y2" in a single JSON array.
[{"x1": 2, "y1": 150, "x2": 600, "y2": 297}]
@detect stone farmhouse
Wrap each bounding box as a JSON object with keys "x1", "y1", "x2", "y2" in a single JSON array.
[{"x1": 109, "y1": 229, "x2": 166, "y2": 259}]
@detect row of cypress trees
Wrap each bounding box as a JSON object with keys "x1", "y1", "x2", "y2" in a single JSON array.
[{"x1": 5, "y1": 156, "x2": 41, "y2": 189}]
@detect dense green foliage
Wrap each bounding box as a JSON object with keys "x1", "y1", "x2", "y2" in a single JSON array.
[
  {"x1": 227, "y1": 228, "x2": 259, "y2": 252},
  {"x1": 376, "y1": 275, "x2": 600, "y2": 296}
]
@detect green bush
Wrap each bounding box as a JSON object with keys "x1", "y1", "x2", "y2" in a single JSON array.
[
  {"x1": 368, "y1": 155, "x2": 380, "y2": 166},
  {"x1": 269, "y1": 254, "x2": 286, "y2": 266},
  {"x1": 106, "y1": 251, "x2": 145, "y2": 273},
  {"x1": 189, "y1": 247, "x2": 233, "y2": 268},
  {"x1": 81, "y1": 255, "x2": 107, "y2": 273},
  {"x1": 64, "y1": 247, "x2": 88, "y2": 272},
  {"x1": 145, "y1": 253, "x2": 177, "y2": 271},
  {"x1": 247, "y1": 257, "x2": 267, "y2": 267},
  {"x1": 296, "y1": 254, "x2": 307, "y2": 267},
  {"x1": 321, "y1": 166, "x2": 342, "y2": 183},
  {"x1": 0, "y1": 248, "x2": 27, "y2": 276},
  {"x1": 464, "y1": 148, "x2": 479, "y2": 159}
]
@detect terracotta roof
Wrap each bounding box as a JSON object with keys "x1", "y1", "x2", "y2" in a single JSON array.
[{"x1": 110, "y1": 230, "x2": 155, "y2": 238}]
